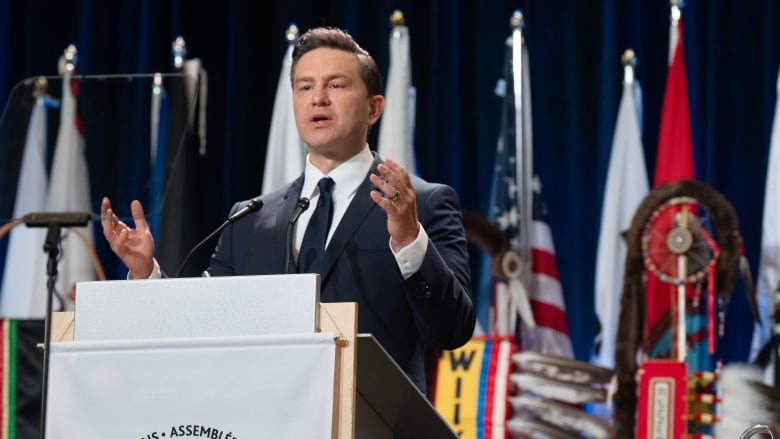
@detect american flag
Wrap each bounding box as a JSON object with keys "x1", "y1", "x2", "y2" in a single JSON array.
[
  {"x1": 479, "y1": 20, "x2": 573, "y2": 358},
  {"x1": 524, "y1": 180, "x2": 574, "y2": 357}
]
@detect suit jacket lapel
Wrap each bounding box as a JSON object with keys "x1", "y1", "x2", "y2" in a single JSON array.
[{"x1": 319, "y1": 157, "x2": 382, "y2": 282}]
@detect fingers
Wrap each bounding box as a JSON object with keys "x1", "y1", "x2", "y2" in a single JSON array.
[
  {"x1": 369, "y1": 173, "x2": 394, "y2": 203},
  {"x1": 371, "y1": 159, "x2": 411, "y2": 204},
  {"x1": 101, "y1": 198, "x2": 145, "y2": 230},
  {"x1": 369, "y1": 189, "x2": 398, "y2": 209},
  {"x1": 101, "y1": 198, "x2": 147, "y2": 246},
  {"x1": 130, "y1": 200, "x2": 149, "y2": 231},
  {"x1": 383, "y1": 158, "x2": 412, "y2": 187},
  {"x1": 369, "y1": 158, "x2": 419, "y2": 220},
  {"x1": 101, "y1": 197, "x2": 112, "y2": 217},
  {"x1": 369, "y1": 159, "x2": 420, "y2": 248},
  {"x1": 101, "y1": 197, "x2": 119, "y2": 239}
]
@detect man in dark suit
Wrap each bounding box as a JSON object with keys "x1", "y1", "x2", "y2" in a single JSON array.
[{"x1": 101, "y1": 26, "x2": 474, "y2": 391}]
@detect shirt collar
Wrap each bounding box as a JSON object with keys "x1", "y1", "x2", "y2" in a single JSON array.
[{"x1": 302, "y1": 145, "x2": 374, "y2": 199}]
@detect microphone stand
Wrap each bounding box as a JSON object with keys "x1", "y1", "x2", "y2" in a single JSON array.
[
  {"x1": 175, "y1": 199, "x2": 263, "y2": 278},
  {"x1": 22, "y1": 212, "x2": 91, "y2": 439},
  {"x1": 284, "y1": 198, "x2": 309, "y2": 274},
  {"x1": 39, "y1": 224, "x2": 60, "y2": 439}
]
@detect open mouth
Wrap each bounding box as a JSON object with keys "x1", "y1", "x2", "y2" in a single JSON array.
[{"x1": 311, "y1": 114, "x2": 331, "y2": 125}]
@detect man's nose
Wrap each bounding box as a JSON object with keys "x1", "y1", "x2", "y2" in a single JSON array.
[{"x1": 312, "y1": 87, "x2": 330, "y2": 105}]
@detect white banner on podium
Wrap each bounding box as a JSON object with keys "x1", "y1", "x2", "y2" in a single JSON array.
[{"x1": 45, "y1": 333, "x2": 335, "y2": 438}]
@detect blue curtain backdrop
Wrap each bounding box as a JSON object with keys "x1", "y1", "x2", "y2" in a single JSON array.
[{"x1": 0, "y1": 0, "x2": 778, "y2": 363}]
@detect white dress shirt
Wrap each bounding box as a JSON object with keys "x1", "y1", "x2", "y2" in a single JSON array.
[{"x1": 296, "y1": 146, "x2": 427, "y2": 279}]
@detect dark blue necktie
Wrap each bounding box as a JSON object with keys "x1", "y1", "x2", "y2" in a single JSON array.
[{"x1": 298, "y1": 177, "x2": 335, "y2": 273}]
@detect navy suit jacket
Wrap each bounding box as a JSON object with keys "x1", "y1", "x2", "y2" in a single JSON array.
[{"x1": 208, "y1": 156, "x2": 475, "y2": 391}]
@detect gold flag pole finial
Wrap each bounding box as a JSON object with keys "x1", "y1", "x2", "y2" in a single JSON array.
[
  {"x1": 390, "y1": 10, "x2": 405, "y2": 27},
  {"x1": 622, "y1": 49, "x2": 637, "y2": 85},
  {"x1": 33, "y1": 76, "x2": 49, "y2": 97},
  {"x1": 285, "y1": 23, "x2": 299, "y2": 44},
  {"x1": 621, "y1": 49, "x2": 637, "y2": 67}
]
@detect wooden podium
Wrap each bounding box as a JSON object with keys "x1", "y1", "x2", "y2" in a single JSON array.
[{"x1": 48, "y1": 274, "x2": 456, "y2": 439}]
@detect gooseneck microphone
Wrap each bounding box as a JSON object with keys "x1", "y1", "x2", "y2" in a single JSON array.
[
  {"x1": 284, "y1": 198, "x2": 310, "y2": 274},
  {"x1": 175, "y1": 199, "x2": 263, "y2": 277}
]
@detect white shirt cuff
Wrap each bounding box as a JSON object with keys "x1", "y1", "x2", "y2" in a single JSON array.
[
  {"x1": 128, "y1": 259, "x2": 163, "y2": 280},
  {"x1": 391, "y1": 222, "x2": 429, "y2": 280}
]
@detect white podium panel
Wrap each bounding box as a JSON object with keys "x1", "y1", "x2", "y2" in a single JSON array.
[
  {"x1": 74, "y1": 274, "x2": 320, "y2": 341},
  {"x1": 46, "y1": 333, "x2": 335, "y2": 439}
]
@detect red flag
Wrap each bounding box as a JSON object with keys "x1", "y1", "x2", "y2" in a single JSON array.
[
  {"x1": 653, "y1": 22, "x2": 694, "y2": 186},
  {"x1": 646, "y1": 18, "x2": 697, "y2": 360}
]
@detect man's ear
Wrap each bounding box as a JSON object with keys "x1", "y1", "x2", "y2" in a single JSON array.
[{"x1": 368, "y1": 95, "x2": 385, "y2": 124}]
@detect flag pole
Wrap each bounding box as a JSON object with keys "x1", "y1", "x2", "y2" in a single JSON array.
[
  {"x1": 261, "y1": 23, "x2": 304, "y2": 195},
  {"x1": 669, "y1": 0, "x2": 682, "y2": 65},
  {"x1": 286, "y1": 22, "x2": 299, "y2": 44},
  {"x1": 667, "y1": 0, "x2": 689, "y2": 364},
  {"x1": 172, "y1": 35, "x2": 186, "y2": 69},
  {"x1": 39, "y1": 45, "x2": 81, "y2": 439},
  {"x1": 622, "y1": 49, "x2": 636, "y2": 85},
  {"x1": 377, "y1": 9, "x2": 418, "y2": 174},
  {"x1": 510, "y1": 10, "x2": 533, "y2": 321}
]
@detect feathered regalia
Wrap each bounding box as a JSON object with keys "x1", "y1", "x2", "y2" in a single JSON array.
[{"x1": 613, "y1": 179, "x2": 769, "y2": 438}]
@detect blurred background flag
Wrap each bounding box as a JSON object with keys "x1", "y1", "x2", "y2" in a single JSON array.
[
  {"x1": 523, "y1": 180, "x2": 574, "y2": 357},
  {"x1": 261, "y1": 24, "x2": 307, "y2": 195},
  {"x1": 750, "y1": 66, "x2": 780, "y2": 385},
  {"x1": 377, "y1": 10, "x2": 417, "y2": 175},
  {"x1": 0, "y1": 83, "x2": 49, "y2": 318},
  {"x1": 653, "y1": 2, "x2": 694, "y2": 187},
  {"x1": 32, "y1": 47, "x2": 96, "y2": 315},
  {"x1": 148, "y1": 72, "x2": 169, "y2": 240},
  {"x1": 593, "y1": 50, "x2": 648, "y2": 369},
  {"x1": 0, "y1": 320, "x2": 45, "y2": 437},
  {"x1": 480, "y1": 11, "x2": 573, "y2": 357},
  {"x1": 155, "y1": 37, "x2": 209, "y2": 277},
  {"x1": 645, "y1": 1, "x2": 700, "y2": 368}
]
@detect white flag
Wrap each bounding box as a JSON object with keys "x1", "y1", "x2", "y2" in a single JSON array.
[
  {"x1": 750, "y1": 67, "x2": 780, "y2": 385},
  {"x1": 261, "y1": 43, "x2": 307, "y2": 194},
  {"x1": 593, "y1": 77, "x2": 648, "y2": 369},
  {"x1": 0, "y1": 98, "x2": 49, "y2": 317},
  {"x1": 32, "y1": 72, "x2": 96, "y2": 315},
  {"x1": 377, "y1": 24, "x2": 417, "y2": 175}
]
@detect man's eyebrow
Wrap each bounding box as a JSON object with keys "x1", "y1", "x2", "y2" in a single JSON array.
[
  {"x1": 293, "y1": 76, "x2": 313, "y2": 84},
  {"x1": 294, "y1": 72, "x2": 351, "y2": 84}
]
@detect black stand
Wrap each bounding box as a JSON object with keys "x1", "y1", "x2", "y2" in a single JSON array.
[
  {"x1": 21, "y1": 212, "x2": 91, "y2": 439},
  {"x1": 39, "y1": 224, "x2": 61, "y2": 439}
]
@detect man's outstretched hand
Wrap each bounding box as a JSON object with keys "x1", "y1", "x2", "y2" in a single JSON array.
[{"x1": 101, "y1": 197, "x2": 155, "y2": 279}]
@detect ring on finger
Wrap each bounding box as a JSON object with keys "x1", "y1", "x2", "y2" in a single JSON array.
[{"x1": 390, "y1": 190, "x2": 401, "y2": 201}]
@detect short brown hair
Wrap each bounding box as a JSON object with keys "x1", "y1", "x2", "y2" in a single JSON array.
[{"x1": 291, "y1": 26, "x2": 383, "y2": 96}]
